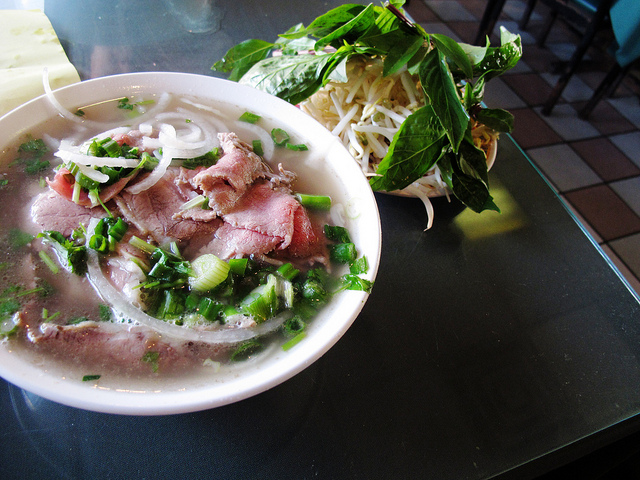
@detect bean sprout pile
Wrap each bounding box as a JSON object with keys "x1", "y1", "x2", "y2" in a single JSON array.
[{"x1": 299, "y1": 57, "x2": 498, "y2": 229}]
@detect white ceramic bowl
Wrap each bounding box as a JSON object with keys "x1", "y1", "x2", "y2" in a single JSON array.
[{"x1": 0, "y1": 72, "x2": 381, "y2": 415}]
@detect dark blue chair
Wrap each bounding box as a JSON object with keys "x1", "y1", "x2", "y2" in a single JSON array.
[
  {"x1": 580, "y1": 0, "x2": 640, "y2": 118},
  {"x1": 475, "y1": 0, "x2": 616, "y2": 116}
]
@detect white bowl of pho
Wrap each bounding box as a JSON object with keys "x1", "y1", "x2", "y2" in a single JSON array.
[{"x1": 0, "y1": 72, "x2": 381, "y2": 415}]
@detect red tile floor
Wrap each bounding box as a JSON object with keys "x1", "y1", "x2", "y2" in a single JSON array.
[{"x1": 406, "y1": 0, "x2": 640, "y2": 298}]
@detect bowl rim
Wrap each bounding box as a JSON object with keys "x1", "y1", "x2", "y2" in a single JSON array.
[{"x1": 0, "y1": 71, "x2": 382, "y2": 415}]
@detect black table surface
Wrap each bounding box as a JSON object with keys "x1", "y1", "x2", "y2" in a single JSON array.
[{"x1": 2, "y1": 1, "x2": 640, "y2": 479}]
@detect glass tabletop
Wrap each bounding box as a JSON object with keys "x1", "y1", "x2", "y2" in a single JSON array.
[{"x1": 2, "y1": 1, "x2": 640, "y2": 479}]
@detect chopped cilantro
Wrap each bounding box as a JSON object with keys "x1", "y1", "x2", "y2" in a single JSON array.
[
  {"x1": 141, "y1": 351, "x2": 160, "y2": 372},
  {"x1": 14, "y1": 137, "x2": 50, "y2": 175},
  {"x1": 37, "y1": 231, "x2": 87, "y2": 275},
  {"x1": 99, "y1": 304, "x2": 112, "y2": 322},
  {"x1": 8, "y1": 229, "x2": 34, "y2": 249}
]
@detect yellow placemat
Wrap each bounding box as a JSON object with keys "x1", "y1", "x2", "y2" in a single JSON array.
[{"x1": 0, "y1": 9, "x2": 80, "y2": 117}]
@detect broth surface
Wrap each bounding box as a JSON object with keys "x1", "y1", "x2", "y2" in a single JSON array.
[{"x1": 0, "y1": 92, "x2": 359, "y2": 391}]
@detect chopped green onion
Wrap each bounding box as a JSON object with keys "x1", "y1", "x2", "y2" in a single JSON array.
[
  {"x1": 71, "y1": 180, "x2": 81, "y2": 204},
  {"x1": 231, "y1": 340, "x2": 262, "y2": 361},
  {"x1": 240, "y1": 274, "x2": 278, "y2": 322},
  {"x1": 270, "y1": 128, "x2": 290, "y2": 146},
  {"x1": 0, "y1": 314, "x2": 19, "y2": 337},
  {"x1": 107, "y1": 217, "x2": 128, "y2": 242},
  {"x1": 180, "y1": 194, "x2": 210, "y2": 211},
  {"x1": 295, "y1": 193, "x2": 331, "y2": 210},
  {"x1": 155, "y1": 290, "x2": 185, "y2": 319},
  {"x1": 89, "y1": 234, "x2": 108, "y2": 253},
  {"x1": 283, "y1": 315, "x2": 306, "y2": 336},
  {"x1": 228, "y1": 258, "x2": 248, "y2": 276},
  {"x1": 38, "y1": 250, "x2": 60, "y2": 274},
  {"x1": 222, "y1": 305, "x2": 240, "y2": 319},
  {"x1": 285, "y1": 143, "x2": 308, "y2": 151},
  {"x1": 282, "y1": 331, "x2": 307, "y2": 351},
  {"x1": 101, "y1": 138, "x2": 122, "y2": 157},
  {"x1": 276, "y1": 263, "x2": 299, "y2": 281},
  {"x1": 252, "y1": 139, "x2": 264, "y2": 156},
  {"x1": 82, "y1": 374, "x2": 101, "y2": 381},
  {"x1": 239, "y1": 111, "x2": 261, "y2": 124},
  {"x1": 198, "y1": 297, "x2": 223, "y2": 322},
  {"x1": 129, "y1": 235, "x2": 157, "y2": 254},
  {"x1": 189, "y1": 254, "x2": 230, "y2": 292},
  {"x1": 47, "y1": 311, "x2": 61, "y2": 322}
]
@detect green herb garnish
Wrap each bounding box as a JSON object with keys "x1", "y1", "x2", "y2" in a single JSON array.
[
  {"x1": 37, "y1": 230, "x2": 87, "y2": 275},
  {"x1": 13, "y1": 137, "x2": 50, "y2": 175},
  {"x1": 214, "y1": 0, "x2": 521, "y2": 213}
]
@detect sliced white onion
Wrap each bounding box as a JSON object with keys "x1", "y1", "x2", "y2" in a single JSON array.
[
  {"x1": 233, "y1": 120, "x2": 274, "y2": 160},
  {"x1": 55, "y1": 148, "x2": 141, "y2": 168},
  {"x1": 43, "y1": 67, "x2": 92, "y2": 126},
  {"x1": 90, "y1": 126, "x2": 132, "y2": 141},
  {"x1": 125, "y1": 149, "x2": 172, "y2": 194},
  {"x1": 85, "y1": 249, "x2": 287, "y2": 344},
  {"x1": 139, "y1": 122, "x2": 153, "y2": 136}
]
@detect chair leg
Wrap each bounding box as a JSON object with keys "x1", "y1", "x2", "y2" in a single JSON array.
[
  {"x1": 519, "y1": 0, "x2": 537, "y2": 30},
  {"x1": 536, "y1": 10, "x2": 558, "y2": 48},
  {"x1": 474, "y1": 0, "x2": 508, "y2": 45},
  {"x1": 579, "y1": 63, "x2": 630, "y2": 119},
  {"x1": 541, "y1": 0, "x2": 616, "y2": 116}
]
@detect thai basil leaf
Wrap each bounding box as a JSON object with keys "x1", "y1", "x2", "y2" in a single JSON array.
[
  {"x1": 419, "y1": 48, "x2": 469, "y2": 153},
  {"x1": 431, "y1": 33, "x2": 473, "y2": 79},
  {"x1": 279, "y1": 36, "x2": 316, "y2": 55},
  {"x1": 212, "y1": 39, "x2": 275, "y2": 82},
  {"x1": 451, "y1": 169, "x2": 499, "y2": 213},
  {"x1": 359, "y1": 7, "x2": 425, "y2": 76},
  {"x1": 472, "y1": 28, "x2": 522, "y2": 82},
  {"x1": 292, "y1": 3, "x2": 369, "y2": 40},
  {"x1": 314, "y1": 3, "x2": 376, "y2": 50},
  {"x1": 240, "y1": 53, "x2": 334, "y2": 105},
  {"x1": 369, "y1": 105, "x2": 447, "y2": 191},
  {"x1": 459, "y1": 41, "x2": 489, "y2": 66},
  {"x1": 445, "y1": 150, "x2": 499, "y2": 213},
  {"x1": 475, "y1": 108, "x2": 514, "y2": 133},
  {"x1": 388, "y1": 0, "x2": 407, "y2": 8},
  {"x1": 458, "y1": 136, "x2": 489, "y2": 185}
]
